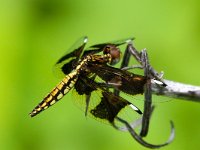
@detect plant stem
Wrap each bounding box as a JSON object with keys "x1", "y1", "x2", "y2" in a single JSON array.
[{"x1": 151, "y1": 79, "x2": 200, "y2": 102}]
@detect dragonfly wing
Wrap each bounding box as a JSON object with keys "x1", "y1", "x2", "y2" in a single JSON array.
[
  {"x1": 53, "y1": 36, "x2": 88, "y2": 78},
  {"x1": 88, "y1": 64, "x2": 146, "y2": 95},
  {"x1": 72, "y1": 76, "x2": 142, "y2": 126},
  {"x1": 82, "y1": 37, "x2": 135, "y2": 57},
  {"x1": 90, "y1": 37, "x2": 134, "y2": 48}
]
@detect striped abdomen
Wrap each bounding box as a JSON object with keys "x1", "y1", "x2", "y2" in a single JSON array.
[
  {"x1": 30, "y1": 54, "x2": 112, "y2": 117},
  {"x1": 30, "y1": 71, "x2": 78, "y2": 117}
]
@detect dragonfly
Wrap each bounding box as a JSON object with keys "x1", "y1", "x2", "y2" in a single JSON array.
[{"x1": 30, "y1": 37, "x2": 174, "y2": 148}]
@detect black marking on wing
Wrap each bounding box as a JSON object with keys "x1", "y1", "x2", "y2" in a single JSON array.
[
  {"x1": 53, "y1": 36, "x2": 88, "y2": 77},
  {"x1": 88, "y1": 64, "x2": 147, "y2": 95},
  {"x1": 82, "y1": 49, "x2": 103, "y2": 57},
  {"x1": 61, "y1": 59, "x2": 75, "y2": 75},
  {"x1": 90, "y1": 37, "x2": 134, "y2": 48},
  {"x1": 90, "y1": 91, "x2": 130, "y2": 123},
  {"x1": 79, "y1": 76, "x2": 142, "y2": 122},
  {"x1": 82, "y1": 37, "x2": 135, "y2": 58},
  {"x1": 56, "y1": 36, "x2": 88, "y2": 64},
  {"x1": 74, "y1": 76, "x2": 96, "y2": 95}
]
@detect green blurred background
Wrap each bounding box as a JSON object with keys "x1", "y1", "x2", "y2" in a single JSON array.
[{"x1": 0, "y1": 0, "x2": 200, "y2": 150}]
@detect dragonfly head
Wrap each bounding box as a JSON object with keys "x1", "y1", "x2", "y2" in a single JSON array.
[{"x1": 103, "y1": 44, "x2": 121, "y2": 65}]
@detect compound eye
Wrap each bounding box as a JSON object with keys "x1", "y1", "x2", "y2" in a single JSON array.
[
  {"x1": 103, "y1": 45, "x2": 121, "y2": 65},
  {"x1": 103, "y1": 46, "x2": 111, "y2": 54},
  {"x1": 106, "y1": 46, "x2": 110, "y2": 50}
]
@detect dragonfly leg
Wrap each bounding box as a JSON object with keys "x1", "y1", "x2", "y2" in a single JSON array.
[
  {"x1": 121, "y1": 64, "x2": 143, "y2": 71},
  {"x1": 114, "y1": 40, "x2": 153, "y2": 137},
  {"x1": 114, "y1": 40, "x2": 133, "y2": 96},
  {"x1": 125, "y1": 43, "x2": 167, "y2": 137},
  {"x1": 128, "y1": 44, "x2": 166, "y2": 85},
  {"x1": 122, "y1": 42, "x2": 173, "y2": 140}
]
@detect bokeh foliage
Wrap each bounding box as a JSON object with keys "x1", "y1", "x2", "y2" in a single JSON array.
[{"x1": 0, "y1": 0, "x2": 200, "y2": 150}]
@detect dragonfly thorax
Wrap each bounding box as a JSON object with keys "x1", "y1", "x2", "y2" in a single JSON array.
[{"x1": 103, "y1": 44, "x2": 121, "y2": 65}]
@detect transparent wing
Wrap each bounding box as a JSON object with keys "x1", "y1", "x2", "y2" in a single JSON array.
[
  {"x1": 53, "y1": 36, "x2": 88, "y2": 78},
  {"x1": 82, "y1": 37, "x2": 135, "y2": 57},
  {"x1": 89, "y1": 64, "x2": 171, "y2": 104},
  {"x1": 72, "y1": 76, "x2": 142, "y2": 126},
  {"x1": 89, "y1": 37, "x2": 134, "y2": 48},
  {"x1": 88, "y1": 64, "x2": 146, "y2": 95}
]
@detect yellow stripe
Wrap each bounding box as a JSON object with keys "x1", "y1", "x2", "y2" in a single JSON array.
[
  {"x1": 45, "y1": 95, "x2": 53, "y2": 103},
  {"x1": 57, "y1": 81, "x2": 65, "y2": 90},
  {"x1": 50, "y1": 100, "x2": 56, "y2": 105},
  {"x1": 36, "y1": 107, "x2": 42, "y2": 111},
  {"x1": 57, "y1": 93, "x2": 63, "y2": 99},
  {"x1": 63, "y1": 76, "x2": 70, "y2": 83},
  {"x1": 41, "y1": 102, "x2": 47, "y2": 108},
  {"x1": 30, "y1": 53, "x2": 113, "y2": 117},
  {"x1": 51, "y1": 88, "x2": 59, "y2": 96},
  {"x1": 64, "y1": 87, "x2": 70, "y2": 94}
]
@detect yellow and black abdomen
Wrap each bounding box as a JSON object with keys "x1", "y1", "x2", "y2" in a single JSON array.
[{"x1": 30, "y1": 71, "x2": 78, "y2": 117}]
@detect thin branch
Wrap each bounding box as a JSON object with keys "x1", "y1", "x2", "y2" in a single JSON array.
[
  {"x1": 140, "y1": 49, "x2": 152, "y2": 137},
  {"x1": 151, "y1": 79, "x2": 200, "y2": 102}
]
